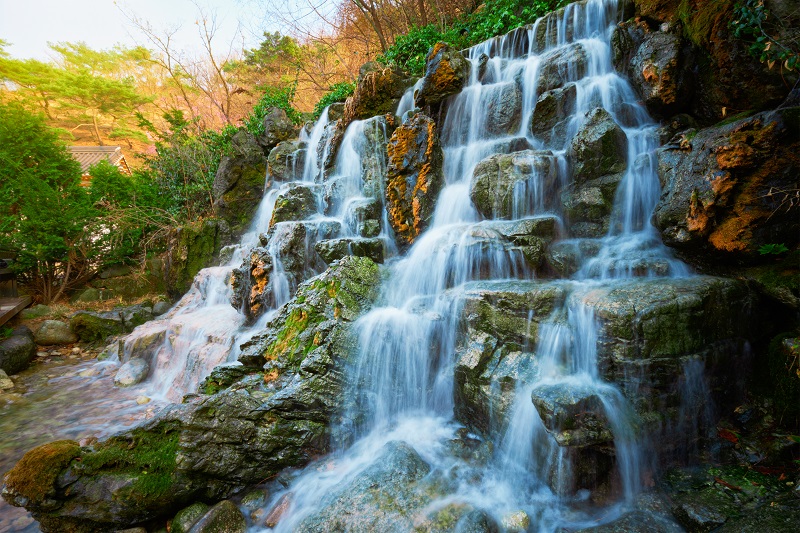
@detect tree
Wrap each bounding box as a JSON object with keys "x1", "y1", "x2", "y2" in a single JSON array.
[{"x1": 0, "y1": 103, "x2": 97, "y2": 303}]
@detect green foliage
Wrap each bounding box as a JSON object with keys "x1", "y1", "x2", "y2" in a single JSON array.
[
  {"x1": 243, "y1": 85, "x2": 302, "y2": 137},
  {"x1": 0, "y1": 325, "x2": 12, "y2": 340},
  {"x1": 758, "y1": 243, "x2": 789, "y2": 255},
  {"x1": 136, "y1": 109, "x2": 236, "y2": 221},
  {"x1": 732, "y1": 0, "x2": 799, "y2": 71},
  {"x1": 313, "y1": 82, "x2": 355, "y2": 119},
  {"x1": 375, "y1": 0, "x2": 568, "y2": 76}
]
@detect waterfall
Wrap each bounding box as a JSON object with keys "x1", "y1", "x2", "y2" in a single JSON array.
[{"x1": 255, "y1": 0, "x2": 698, "y2": 530}]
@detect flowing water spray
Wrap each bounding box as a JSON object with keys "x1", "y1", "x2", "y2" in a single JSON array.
[{"x1": 255, "y1": 0, "x2": 696, "y2": 530}]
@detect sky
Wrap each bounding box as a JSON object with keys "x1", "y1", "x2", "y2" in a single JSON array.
[{"x1": 0, "y1": 0, "x2": 274, "y2": 61}]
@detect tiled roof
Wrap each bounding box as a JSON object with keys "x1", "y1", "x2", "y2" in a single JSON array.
[{"x1": 68, "y1": 146, "x2": 129, "y2": 175}]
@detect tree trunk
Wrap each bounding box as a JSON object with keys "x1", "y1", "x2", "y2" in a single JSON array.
[{"x1": 418, "y1": 0, "x2": 428, "y2": 26}]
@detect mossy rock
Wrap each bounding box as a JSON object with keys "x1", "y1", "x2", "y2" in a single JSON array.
[
  {"x1": 165, "y1": 219, "x2": 230, "y2": 298},
  {"x1": 2, "y1": 440, "x2": 80, "y2": 508},
  {"x1": 70, "y1": 311, "x2": 124, "y2": 342},
  {"x1": 172, "y1": 502, "x2": 211, "y2": 533}
]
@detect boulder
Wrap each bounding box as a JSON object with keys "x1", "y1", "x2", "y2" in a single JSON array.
[
  {"x1": 454, "y1": 281, "x2": 569, "y2": 433},
  {"x1": 531, "y1": 83, "x2": 577, "y2": 146},
  {"x1": 347, "y1": 198, "x2": 382, "y2": 238},
  {"x1": 560, "y1": 172, "x2": 624, "y2": 238},
  {"x1": 293, "y1": 441, "x2": 432, "y2": 532},
  {"x1": 415, "y1": 42, "x2": 470, "y2": 108},
  {"x1": 90, "y1": 275, "x2": 153, "y2": 300},
  {"x1": 315, "y1": 238, "x2": 384, "y2": 265},
  {"x1": 484, "y1": 82, "x2": 523, "y2": 136},
  {"x1": 385, "y1": 113, "x2": 444, "y2": 246},
  {"x1": 117, "y1": 304, "x2": 154, "y2": 331},
  {"x1": 567, "y1": 108, "x2": 628, "y2": 183},
  {"x1": 530, "y1": 383, "x2": 613, "y2": 447},
  {"x1": 187, "y1": 500, "x2": 246, "y2": 533},
  {"x1": 653, "y1": 108, "x2": 800, "y2": 264},
  {"x1": 71, "y1": 287, "x2": 107, "y2": 303},
  {"x1": 342, "y1": 62, "x2": 410, "y2": 126},
  {"x1": 152, "y1": 301, "x2": 171, "y2": 316},
  {"x1": 628, "y1": 29, "x2": 692, "y2": 118},
  {"x1": 268, "y1": 141, "x2": 305, "y2": 183},
  {"x1": 536, "y1": 42, "x2": 588, "y2": 96},
  {"x1": 114, "y1": 358, "x2": 149, "y2": 387},
  {"x1": 360, "y1": 115, "x2": 393, "y2": 201},
  {"x1": 545, "y1": 239, "x2": 602, "y2": 278},
  {"x1": 0, "y1": 326, "x2": 36, "y2": 375},
  {"x1": 99, "y1": 264, "x2": 133, "y2": 279},
  {"x1": 257, "y1": 107, "x2": 299, "y2": 152},
  {"x1": 70, "y1": 311, "x2": 124, "y2": 343},
  {"x1": 212, "y1": 131, "x2": 267, "y2": 237},
  {"x1": 34, "y1": 320, "x2": 77, "y2": 346},
  {"x1": 470, "y1": 150, "x2": 559, "y2": 220},
  {"x1": 270, "y1": 184, "x2": 319, "y2": 226},
  {"x1": 164, "y1": 219, "x2": 231, "y2": 298},
  {"x1": 171, "y1": 502, "x2": 210, "y2": 533}
]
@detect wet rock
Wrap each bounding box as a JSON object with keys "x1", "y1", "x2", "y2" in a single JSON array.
[
  {"x1": 488, "y1": 216, "x2": 560, "y2": 270},
  {"x1": 360, "y1": 115, "x2": 393, "y2": 201},
  {"x1": 315, "y1": 238, "x2": 384, "y2": 264},
  {"x1": 0, "y1": 369, "x2": 14, "y2": 390},
  {"x1": 188, "y1": 500, "x2": 246, "y2": 533},
  {"x1": 114, "y1": 358, "x2": 149, "y2": 387},
  {"x1": 416, "y1": 42, "x2": 470, "y2": 108},
  {"x1": 531, "y1": 83, "x2": 577, "y2": 146},
  {"x1": 470, "y1": 150, "x2": 559, "y2": 220},
  {"x1": 1, "y1": 439, "x2": 81, "y2": 509},
  {"x1": 537, "y1": 42, "x2": 588, "y2": 96},
  {"x1": 567, "y1": 108, "x2": 627, "y2": 183},
  {"x1": 545, "y1": 239, "x2": 602, "y2": 278},
  {"x1": 386, "y1": 113, "x2": 444, "y2": 246},
  {"x1": 240, "y1": 488, "x2": 269, "y2": 510},
  {"x1": 485, "y1": 82, "x2": 523, "y2": 136},
  {"x1": 70, "y1": 311, "x2": 123, "y2": 343},
  {"x1": 531, "y1": 383, "x2": 613, "y2": 447},
  {"x1": 270, "y1": 184, "x2": 318, "y2": 226},
  {"x1": 561, "y1": 172, "x2": 624, "y2": 237},
  {"x1": 257, "y1": 108, "x2": 299, "y2": 152},
  {"x1": 199, "y1": 362, "x2": 250, "y2": 395},
  {"x1": 268, "y1": 141, "x2": 306, "y2": 183},
  {"x1": 344, "y1": 62, "x2": 410, "y2": 126},
  {"x1": 164, "y1": 218, "x2": 231, "y2": 298},
  {"x1": 0, "y1": 326, "x2": 36, "y2": 375},
  {"x1": 654, "y1": 108, "x2": 799, "y2": 264},
  {"x1": 348, "y1": 198, "x2": 382, "y2": 238},
  {"x1": 294, "y1": 441, "x2": 431, "y2": 532},
  {"x1": 152, "y1": 301, "x2": 171, "y2": 316},
  {"x1": 213, "y1": 131, "x2": 268, "y2": 238},
  {"x1": 574, "y1": 276, "x2": 760, "y2": 422},
  {"x1": 500, "y1": 510, "x2": 530, "y2": 532},
  {"x1": 34, "y1": 320, "x2": 77, "y2": 346},
  {"x1": 264, "y1": 493, "x2": 292, "y2": 528},
  {"x1": 454, "y1": 281, "x2": 569, "y2": 433},
  {"x1": 628, "y1": 29, "x2": 692, "y2": 118}
]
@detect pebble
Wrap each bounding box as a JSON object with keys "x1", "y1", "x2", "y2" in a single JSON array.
[
  {"x1": 49, "y1": 351, "x2": 60, "y2": 356},
  {"x1": 136, "y1": 396, "x2": 151, "y2": 405},
  {"x1": 0, "y1": 370, "x2": 14, "y2": 390},
  {"x1": 36, "y1": 351, "x2": 49, "y2": 357},
  {"x1": 72, "y1": 347, "x2": 81, "y2": 355},
  {"x1": 79, "y1": 368, "x2": 100, "y2": 378}
]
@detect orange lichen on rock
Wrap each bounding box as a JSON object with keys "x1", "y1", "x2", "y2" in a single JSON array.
[
  {"x1": 386, "y1": 114, "x2": 443, "y2": 245},
  {"x1": 3, "y1": 440, "x2": 80, "y2": 506}
]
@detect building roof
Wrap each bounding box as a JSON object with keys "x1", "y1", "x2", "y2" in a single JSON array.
[{"x1": 68, "y1": 146, "x2": 130, "y2": 175}]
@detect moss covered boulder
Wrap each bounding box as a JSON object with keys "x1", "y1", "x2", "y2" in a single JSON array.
[
  {"x1": 70, "y1": 311, "x2": 124, "y2": 343},
  {"x1": 415, "y1": 42, "x2": 470, "y2": 108},
  {"x1": 0, "y1": 326, "x2": 36, "y2": 375},
  {"x1": 164, "y1": 219, "x2": 230, "y2": 298},
  {"x1": 567, "y1": 108, "x2": 628, "y2": 183},
  {"x1": 470, "y1": 150, "x2": 560, "y2": 220},
  {"x1": 212, "y1": 130, "x2": 268, "y2": 237},
  {"x1": 385, "y1": 113, "x2": 444, "y2": 246},
  {"x1": 268, "y1": 140, "x2": 306, "y2": 183},
  {"x1": 270, "y1": 184, "x2": 319, "y2": 226}
]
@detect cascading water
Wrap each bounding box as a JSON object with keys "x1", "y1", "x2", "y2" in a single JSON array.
[{"x1": 252, "y1": 0, "x2": 696, "y2": 530}]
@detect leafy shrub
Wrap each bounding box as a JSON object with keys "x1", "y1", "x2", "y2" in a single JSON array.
[
  {"x1": 243, "y1": 85, "x2": 302, "y2": 136},
  {"x1": 313, "y1": 82, "x2": 356, "y2": 119},
  {"x1": 376, "y1": 0, "x2": 568, "y2": 76},
  {"x1": 731, "y1": 0, "x2": 799, "y2": 71}
]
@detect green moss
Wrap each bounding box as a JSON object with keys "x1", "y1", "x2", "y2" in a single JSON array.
[
  {"x1": 716, "y1": 109, "x2": 756, "y2": 126},
  {"x1": 678, "y1": 0, "x2": 734, "y2": 47},
  {"x1": 80, "y1": 425, "x2": 180, "y2": 500},
  {"x1": 3, "y1": 440, "x2": 80, "y2": 504}
]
